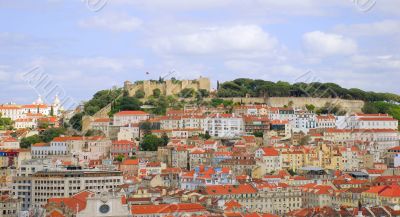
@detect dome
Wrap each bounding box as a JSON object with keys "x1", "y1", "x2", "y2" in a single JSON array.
[
  {"x1": 34, "y1": 95, "x2": 44, "y2": 105},
  {"x1": 53, "y1": 94, "x2": 60, "y2": 105}
]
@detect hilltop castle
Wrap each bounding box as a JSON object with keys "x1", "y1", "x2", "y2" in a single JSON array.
[{"x1": 123, "y1": 77, "x2": 211, "y2": 98}]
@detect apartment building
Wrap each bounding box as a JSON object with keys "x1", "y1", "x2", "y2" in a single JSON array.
[
  {"x1": 205, "y1": 113, "x2": 244, "y2": 138},
  {"x1": 113, "y1": 111, "x2": 150, "y2": 126},
  {"x1": 13, "y1": 167, "x2": 123, "y2": 209},
  {"x1": 347, "y1": 113, "x2": 398, "y2": 130}
]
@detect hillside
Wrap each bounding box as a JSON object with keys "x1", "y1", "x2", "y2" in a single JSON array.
[
  {"x1": 69, "y1": 78, "x2": 400, "y2": 131},
  {"x1": 217, "y1": 78, "x2": 400, "y2": 103}
]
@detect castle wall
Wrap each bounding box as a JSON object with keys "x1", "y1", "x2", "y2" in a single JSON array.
[{"x1": 124, "y1": 77, "x2": 211, "y2": 98}]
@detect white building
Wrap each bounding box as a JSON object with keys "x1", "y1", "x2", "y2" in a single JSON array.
[
  {"x1": 13, "y1": 168, "x2": 123, "y2": 208},
  {"x1": 347, "y1": 113, "x2": 398, "y2": 130},
  {"x1": 255, "y1": 147, "x2": 282, "y2": 173},
  {"x1": 113, "y1": 110, "x2": 149, "y2": 126},
  {"x1": 204, "y1": 113, "x2": 244, "y2": 138},
  {"x1": 0, "y1": 95, "x2": 63, "y2": 122},
  {"x1": 117, "y1": 124, "x2": 140, "y2": 141},
  {"x1": 316, "y1": 115, "x2": 336, "y2": 129},
  {"x1": 0, "y1": 137, "x2": 20, "y2": 149},
  {"x1": 292, "y1": 110, "x2": 316, "y2": 133}
]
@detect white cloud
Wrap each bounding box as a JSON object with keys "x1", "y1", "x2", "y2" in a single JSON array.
[
  {"x1": 153, "y1": 25, "x2": 279, "y2": 57},
  {"x1": 78, "y1": 13, "x2": 142, "y2": 32},
  {"x1": 302, "y1": 31, "x2": 357, "y2": 56}
]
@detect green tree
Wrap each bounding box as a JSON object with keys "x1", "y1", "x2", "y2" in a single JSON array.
[
  {"x1": 40, "y1": 127, "x2": 66, "y2": 143},
  {"x1": 139, "y1": 121, "x2": 153, "y2": 135},
  {"x1": 200, "y1": 131, "x2": 211, "y2": 139},
  {"x1": 211, "y1": 98, "x2": 224, "y2": 107},
  {"x1": 134, "y1": 90, "x2": 145, "y2": 98},
  {"x1": 161, "y1": 132, "x2": 169, "y2": 146},
  {"x1": 305, "y1": 104, "x2": 315, "y2": 112},
  {"x1": 84, "y1": 88, "x2": 122, "y2": 116},
  {"x1": 140, "y1": 134, "x2": 164, "y2": 151},
  {"x1": 50, "y1": 106, "x2": 54, "y2": 116},
  {"x1": 69, "y1": 112, "x2": 83, "y2": 131},
  {"x1": 109, "y1": 96, "x2": 143, "y2": 116},
  {"x1": 197, "y1": 89, "x2": 210, "y2": 98},
  {"x1": 153, "y1": 88, "x2": 161, "y2": 98},
  {"x1": 253, "y1": 131, "x2": 263, "y2": 137},
  {"x1": 179, "y1": 88, "x2": 195, "y2": 98},
  {"x1": 37, "y1": 121, "x2": 50, "y2": 129},
  {"x1": 215, "y1": 78, "x2": 400, "y2": 103},
  {"x1": 287, "y1": 169, "x2": 297, "y2": 176},
  {"x1": 0, "y1": 114, "x2": 13, "y2": 130},
  {"x1": 20, "y1": 135, "x2": 42, "y2": 148},
  {"x1": 85, "y1": 129, "x2": 105, "y2": 137},
  {"x1": 114, "y1": 155, "x2": 124, "y2": 162}
]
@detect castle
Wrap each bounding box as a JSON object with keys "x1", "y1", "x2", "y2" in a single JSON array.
[{"x1": 123, "y1": 77, "x2": 211, "y2": 98}]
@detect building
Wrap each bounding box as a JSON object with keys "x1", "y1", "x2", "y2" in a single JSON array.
[
  {"x1": 111, "y1": 140, "x2": 138, "y2": 158},
  {"x1": 255, "y1": 183, "x2": 302, "y2": 215},
  {"x1": 386, "y1": 146, "x2": 400, "y2": 168},
  {"x1": 255, "y1": 147, "x2": 282, "y2": 174},
  {"x1": 243, "y1": 115, "x2": 270, "y2": 134},
  {"x1": 113, "y1": 111, "x2": 150, "y2": 127},
  {"x1": 292, "y1": 110, "x2": 316, "y2": 133},
  {"x1": 179, "y1": 166, "x2": 235, "y2": 190},
  {"x1": 316, "y1": 115, "x2": 336, "y2": 129},
  {"x1": 0, "y1": 195, "x2": 22, "y2": 217},
  {"x1": 130, "y1": 203, "x2": 207, "y2": 217},
  {"x1": 12, "y1": 167, "x2": 123, "y2": 208},
  {"x1": 0, "y1": 95, "x2": 63, "y2": 121},
  {"x1": 205, "y1": 113, "x2": 244, "y2": 138},
  {"x1": 90, "y1": 118, "x2": 111, "y2": 135},
  {"x1": 203, "y1": 184, "x2": 259, "y2": 211},
  {"x1": 348, "y1": 113, "x2": 398, "y2": 130}
]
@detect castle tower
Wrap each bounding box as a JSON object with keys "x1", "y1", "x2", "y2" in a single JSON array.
[{"x1": 198, "y1": 76, "x2": 211, "y2": 91}]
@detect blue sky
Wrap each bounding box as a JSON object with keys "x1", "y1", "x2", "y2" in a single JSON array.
[{"x1": 0, "y1": 0, "x2": 399, "y2": 105}]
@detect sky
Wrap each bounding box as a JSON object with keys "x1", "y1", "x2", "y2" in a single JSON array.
[{"x1": 0, "y1": 0, "x2": 399, "y2": 106}]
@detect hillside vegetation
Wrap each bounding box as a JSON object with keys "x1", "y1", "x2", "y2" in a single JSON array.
[
  {"x1": 217, "y1": 78, "x2": 400, "y2": 103},
  {"x1": 68, "y1": 79, "x2": 400, "y2": 131}
]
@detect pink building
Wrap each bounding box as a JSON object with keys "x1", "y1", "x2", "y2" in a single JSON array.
[{"x1": 111, "y1": 140, "x2": 138, "y2": 158}]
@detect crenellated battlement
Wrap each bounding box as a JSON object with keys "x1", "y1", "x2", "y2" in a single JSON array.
[{"x1": 123, "y1": 77, "x2": 211, "y2": 97}]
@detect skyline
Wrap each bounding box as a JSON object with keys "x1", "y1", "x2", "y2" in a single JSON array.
[{"x1": 1, "y1": 0, "x2": 400, "y2": 104}]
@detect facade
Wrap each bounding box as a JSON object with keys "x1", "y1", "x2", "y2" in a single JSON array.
[
  {"x1": 292, "y1": 110, "x2": 316, "y2": 133},
  {"x1": 0, "y1": 95, "x2": 63, "y2": 121},
  {"x1": 90, "y1": 118, "x2": 111, "y2": 135},
  {"x1": 255, "y1": 147, "x2": 282, "y2": 174},
  {"x1": 316, "y1": 115, "x2": 336, "y2": 129},
  {"x1": 13, "y1": 168, "x2": 123, "y2": 208},
  {"x1": 0, "y1": 195, "x2": 22, "y2": 217},
  {"x1": 111, "y1": 140, "x2": 137, "y2": 158},
  {"x1": 124, "y1": 77, "x2": 211, "y2": 98},
  {"x1": 113, "y1": 111, "x2": 150, "y2": 127},
  {"x1": 348, "y1": 113, "x2": 398, "y2": 130},
  {"x1": 205, "y1": 113, "x2": 244, "y2": 138},
  {"x1": 243, "y1": 115, "x2": 270, "y2": 133}
]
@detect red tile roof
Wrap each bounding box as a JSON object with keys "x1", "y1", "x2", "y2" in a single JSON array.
[
  {"x1": 121, "y1": 159, "x2": 139, "y2": 166},
  {"x1": 114, "y1": 110, "x2": 149, "y2": 116},
  {"x1": 205, "y1": 184, "x2": 257, "y2": 195},
  {"x1": 261, "y1": 147, "x2": 279, "y2": 157},
  {"x1": 47, "y1": 190, "x2": 94, "y2": 213},
  {"x1": 131, "y1": 203, "x2": 205, "y2": 214}
]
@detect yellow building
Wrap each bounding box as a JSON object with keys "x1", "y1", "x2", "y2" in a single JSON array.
[{"x1": 282, "y1": 150, "x2": 304, "y2": 172}]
